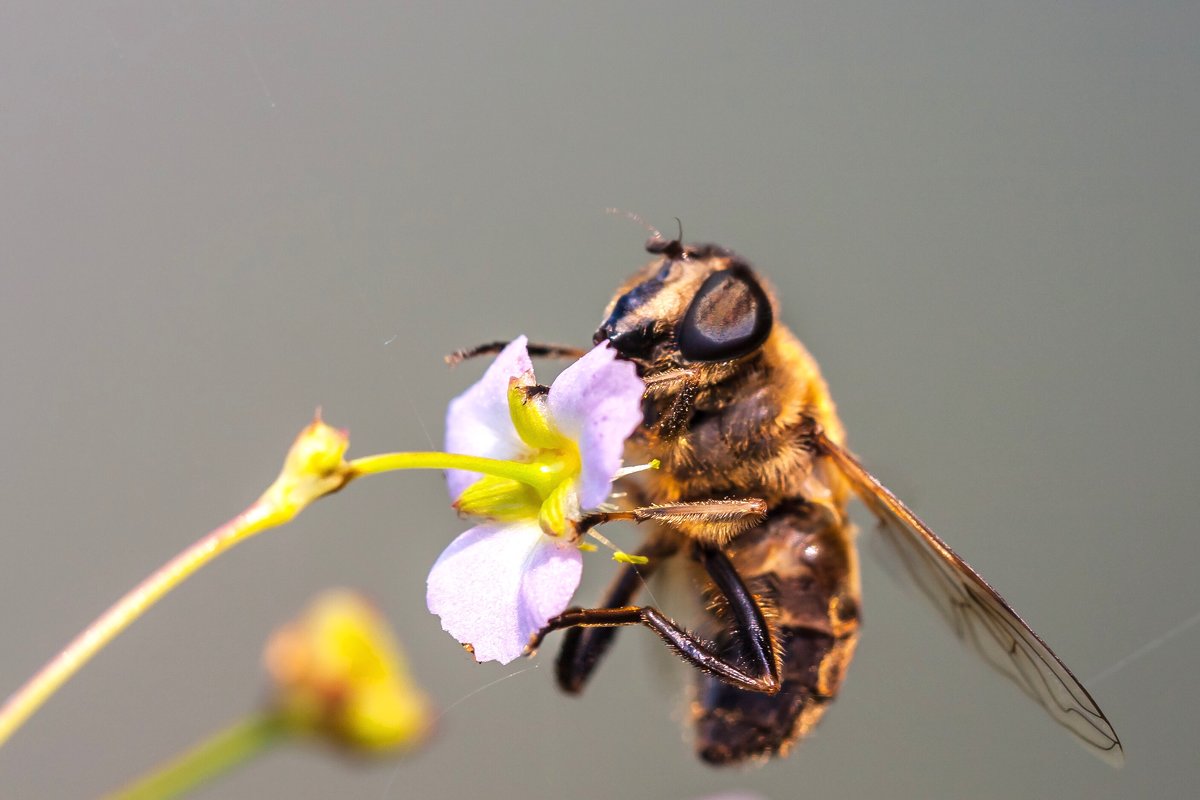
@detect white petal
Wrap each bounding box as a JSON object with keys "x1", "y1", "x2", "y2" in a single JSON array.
[
  {"x1": 444, "y1": 336, "x2": 535, "y2": 501},
  {"x1": 425, "y1": 522, "x2": 582, "y2": 665},
  {"x1": 547, "y1": 342, "x2": 645, "y2": 509}
]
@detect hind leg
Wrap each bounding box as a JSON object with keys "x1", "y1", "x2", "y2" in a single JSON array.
[
  {"x1": 532, "y1": 546, "x2": 783, "y2": 695},
  {"x1": 554, "y1": 536, "x2": 677, "y2": 693}
]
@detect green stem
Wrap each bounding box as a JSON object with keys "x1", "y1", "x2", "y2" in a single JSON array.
[
  {"x1": 0, "y1": 442, "x2": 562, "y2": 753},
  {"x1": 105, "y1": 713, "x2": 286, "y2": 800},
  {"x1": 350, "y1": 451, "x2": 560, "y2": 494},
  {"x1": 0, "y1": 500, "x2": 288, "y2": 750}
]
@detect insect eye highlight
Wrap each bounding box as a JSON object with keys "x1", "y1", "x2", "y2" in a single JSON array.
[{"x1": 677, "y1": 267, "x2": 773, "y2": 362}]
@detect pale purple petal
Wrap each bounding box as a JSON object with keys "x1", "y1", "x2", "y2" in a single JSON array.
[
  {"x1": 425, "y1": 521, "x2": 582, "y2": 665},
  {"x1": 444, "y1": 336, "x2": 535, "y2": 500},
  {"x1": 547, "y1": 342, "x2": 645, "y2": 509}
]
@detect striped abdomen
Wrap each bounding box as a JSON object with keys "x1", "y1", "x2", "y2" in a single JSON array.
[{"x1": 694, "y1": 502, "x2": 860, "y2": 765}]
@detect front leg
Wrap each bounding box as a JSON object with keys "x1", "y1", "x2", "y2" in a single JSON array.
[{"x1": 445, "y1": 341, "x2": 587, "y2": 366}]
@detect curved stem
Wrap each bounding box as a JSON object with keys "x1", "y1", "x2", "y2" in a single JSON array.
[
  {"x1": 104, "y1": 712, "x2": 286, "y2": 800},
  {"x1": 0, "y1": 443, "x2": 551, "y2": 751},
  {"x1": 0, "y1": 500, "x2": 287, "y2": 749}
]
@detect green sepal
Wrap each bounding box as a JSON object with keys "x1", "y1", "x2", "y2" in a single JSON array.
[
  {"x1": 537, "y1": 479, "x2": 579, "y2": 537},
  {"x1": 454, "y1": 475, "x2": 542, "y2": 521}
]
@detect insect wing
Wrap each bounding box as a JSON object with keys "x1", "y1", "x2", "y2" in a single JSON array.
[{"x1": 817, "y1": 433, "x2": 1124, "y2": 766}]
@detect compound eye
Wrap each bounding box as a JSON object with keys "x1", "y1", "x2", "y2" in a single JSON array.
[{"x1": 677, "y1": 267, "x2": 773, "y2": 362}]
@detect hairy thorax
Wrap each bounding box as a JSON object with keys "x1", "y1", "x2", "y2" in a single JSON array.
[{"x1": 635, "y1": 325, "x2": 848, "y2": 511}]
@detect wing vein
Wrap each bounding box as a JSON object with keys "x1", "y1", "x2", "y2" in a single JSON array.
[{"x1": 817, "y1": 433, "x2": 1123, "y2": 766}]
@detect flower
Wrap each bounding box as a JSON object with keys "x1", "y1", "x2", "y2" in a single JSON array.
[
  {"x1": 264, "y1": 590, "x2": 434, "y2": 753},
  {"x1": 426, "y1": 336, "x2": 644, "y2": 664}
]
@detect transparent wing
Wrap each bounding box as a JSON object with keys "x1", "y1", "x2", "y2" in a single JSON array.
[{"x1": 817, "y1": 432, "x2": 1124, "y2": 766}]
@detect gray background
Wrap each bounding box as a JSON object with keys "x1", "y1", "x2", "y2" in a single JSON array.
[{"x1": 1, "y1": 3, "x2": 1197, "y2": 798}]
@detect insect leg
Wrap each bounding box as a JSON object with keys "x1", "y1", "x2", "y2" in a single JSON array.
[
  {"x1": 576, "y1": 498, "x2": 767, "y2": 543},
  {"x1": 555, "y1": 538, "x2": 676, "y2": 694},
  {"x1": 558, "y1": 500, "x2": 767, "y2": 692},
  {"x1": 652, "y1": 374, "x2": 699, "y2": 440},
  {"x1": 444, "y1": 341, "x2": 587, "y2": 366},
  {"x1": 532, "y1": 546, "x2": 781, "y2": 694},
  {"x1": 695, "y1": 545, "x2": 780, "y2": 689}
]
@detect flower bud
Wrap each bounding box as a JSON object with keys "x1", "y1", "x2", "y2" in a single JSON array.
[{"x1": 264, "y1": 591, "x2": 432, "y2": 753}]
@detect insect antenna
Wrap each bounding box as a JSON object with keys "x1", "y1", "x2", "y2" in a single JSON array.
[{"x1": 604, "y1": 207, "x2": 662, "y2": 240}]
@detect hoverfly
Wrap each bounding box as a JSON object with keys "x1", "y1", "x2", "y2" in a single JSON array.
[{"x1": 456, "y1": 235, "x2": 1122, "y2": 766}]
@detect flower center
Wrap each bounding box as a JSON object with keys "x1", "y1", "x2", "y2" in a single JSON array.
[{"x1": 453, "y1": 382, "x2": 583, "y2": 537}]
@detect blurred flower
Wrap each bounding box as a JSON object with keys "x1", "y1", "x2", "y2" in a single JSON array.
[
  {"x1": 426, "y1": 336, "x2": 644, "y2": 665},
  {"x1": 264, "y1": 590, "x2": 433, "y2": 753}
]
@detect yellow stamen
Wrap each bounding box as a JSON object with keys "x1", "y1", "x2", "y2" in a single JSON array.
[{"x1": 585, "y1": 529, "x2": 648, "y2": 565}]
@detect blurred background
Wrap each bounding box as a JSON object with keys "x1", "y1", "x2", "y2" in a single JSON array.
[{"x1": 1, "y1": 3, "x2": 1197, "y2": 797}]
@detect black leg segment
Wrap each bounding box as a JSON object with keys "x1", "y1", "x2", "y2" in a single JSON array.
[
  {"x1": 555, "y1": 541, "x2": 672, "y2": 694},
  {"x1": 534, "y1": 545, "x2": 781, "y2": 694},
  {"x1": 445, "y1": 341, "x2": 587, "y2": 366},
  {"x1": 698, "y1": 546, "x2": 779, "y2": 686}
]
